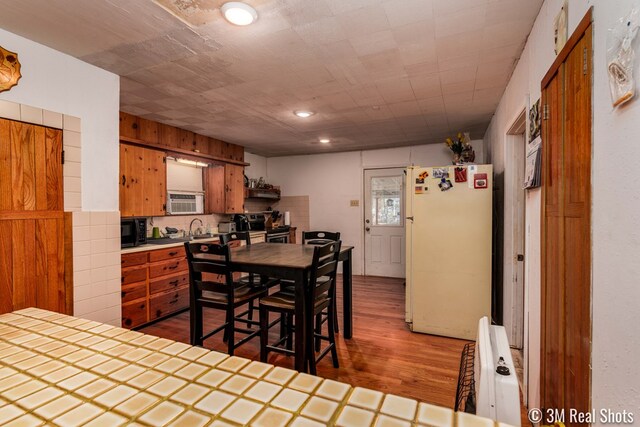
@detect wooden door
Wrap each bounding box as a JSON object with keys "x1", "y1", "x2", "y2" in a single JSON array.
[
  {"x1": 0, "y1": 118, "x2": 70, "y2": 314},
  {"x1": 120, "y1": 144, "x2": 166, "y2": 217},
  {"x1": 540, "y1": 11, "x2": 592, "y2": 421},
  {"x1": 225, "y1": 164, "x2": 244, "y2": 214}
]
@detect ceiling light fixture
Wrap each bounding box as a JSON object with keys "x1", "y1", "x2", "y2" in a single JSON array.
[
  {"x1": 294, "y1": 110, "x2": 315, "y2": 118},
  {"x1": 319, "y1": 138, "x2": 330, "y2": 144},
  {"x1": 221, "y1": 2, "x2": 257, "y2": 26}
]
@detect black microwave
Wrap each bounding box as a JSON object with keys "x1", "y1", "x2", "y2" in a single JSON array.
[{"x1": 121, "y1": 218, "x2": 147, "y2": 248}]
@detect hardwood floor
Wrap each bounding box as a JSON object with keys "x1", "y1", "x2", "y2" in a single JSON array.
[{"x1": 141, "y1": 275, "x2": 469, "y2": 408}]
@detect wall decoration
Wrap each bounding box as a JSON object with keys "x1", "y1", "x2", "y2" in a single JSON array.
[
  {"x1": 444, "y1": 132, "x2": 474, "y2": 164},
  {"x1": 554, "y1": 1, "x2": 568, "y2": 55},
  {"x1": 529, "y1": 99, "x2": 541, "y2": 141},
  {"x1": 473, "y1": 173, "x2": 488, "y2": 189},
  {"x1": 0, "y1": 45, "x2": 21, "y2": 93},
  {"x1": 607, "y1": 8, "x2": 640, "y2": 108},
  {"x1": 454, "y1": 167, "x2": 467, "y2": 183},
  {"x1": 415, "y1": 186, "x2": 424, "y2": 194},
  {"x1": 433, "y1": 168, "x2": 449, "y2": 179},
  {"x1": 438, "y1": 179, "x2": 453, "y2": 192},
  {"x1": 524, "y1": 137, "x2": 542, "y2": 189}
]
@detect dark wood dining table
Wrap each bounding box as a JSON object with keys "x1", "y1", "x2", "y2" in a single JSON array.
[{"x1": 226, "y1": 242, "x2": 354, "y2": 372}]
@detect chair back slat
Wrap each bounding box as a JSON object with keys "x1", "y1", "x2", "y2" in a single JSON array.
[
  {"x1": 302, "y1": 231, "x2": 340, "y2": 245},
  {"x1": 309, "y1": 241, "x2": 341, "y2": 303},
  {"x1": 184, "y1": 242, "x2": 234, "y2": 298},
  {"x1": 220, "y1": 231, "x2": 251, "y2": 245}
]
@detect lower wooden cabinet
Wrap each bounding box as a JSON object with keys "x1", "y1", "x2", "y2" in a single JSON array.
[{"x1": 121, "y1": 245, "x2": 190, "y2": 329}]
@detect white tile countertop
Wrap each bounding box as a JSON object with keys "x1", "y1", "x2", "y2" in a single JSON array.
[
  {"x1": 0, "y1": 308, "x2": 511, "y2": 427},
  {"x1": 121, "y1": 231, "x2": 268, "y2": 255}
]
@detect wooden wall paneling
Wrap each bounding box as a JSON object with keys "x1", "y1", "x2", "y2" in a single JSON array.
[
  {"x1": 12, "y1": 220, "x2": 37, "y2": 310},
  {"x1": 137, "y1": 117, "x2": 159, "y2": 144},
  {"x1": 209, "y1": 138, "x2": 225, "y2": 158},
  {"x1": 142, "y1": 147, "x2": 166, "y2": 216},
  {"x1": 194, "y1": 134, "x2": 209, "y2": 154},
  {"x1": 0, "y1": 221, "x2": 12, "y2": 313},
  {"x1": 177, "y1": 128, "x2": 194, "y2": 152},
  {"x1": 45, "y1": 128, "x2": 63, "y2": 211},
  {"x1": 159, "y1": 123, "x2": 180, "y2": 149},
  {"x1": 119, "y1": 112, "x2": 139, "y2": 140},
  {"x1": 0, "y1": 119, "x2": 12, "y2": 211},
  {"x1": 34, "y1": 126, "x2": 47, "y2": 211},
  {"x1": 64, "y1": 212, "x2": 73, "y2": 314},
  {"x1": 205, "y1": 165, "x2": 225, "y2": 214},
  {"x1": 230, "y1": 144, "x2": 244, "y2": 162}
]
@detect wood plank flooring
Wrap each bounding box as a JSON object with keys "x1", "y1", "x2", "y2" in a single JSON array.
[{"x1": 141, "y1": 275, "x2": 468, "y2": 408}]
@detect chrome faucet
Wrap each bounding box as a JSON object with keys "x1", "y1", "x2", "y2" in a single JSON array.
[{"x1": 189, "y1": 218, "x2": 203, "y2": 237}]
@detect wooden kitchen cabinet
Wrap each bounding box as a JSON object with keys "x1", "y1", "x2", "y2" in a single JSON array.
[
  {"x1": 205, "y1": 164, "x2": 244, "y2": 214},
  {"x1": 121, "y1": 246, "x2": 189, "y2": 329},
  {"x1": 120, "y1": 144, "x2": 166, "y2": 217}
]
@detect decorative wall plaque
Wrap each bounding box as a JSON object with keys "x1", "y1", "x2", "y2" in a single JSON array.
[{"x1": 0, "y1": 45, "x2": 21, "y2": 93}]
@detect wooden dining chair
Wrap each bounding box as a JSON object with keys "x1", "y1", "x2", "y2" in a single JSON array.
[
  {"x1": 301, "y1": 230, "x2": 341, "y2": 343},
  {"x1": 302, "y1": 231, "x2": 341, "y2": 245},
  {"x1": 184, "y1": 241, "x2": 277, "y2": 355},
  {"x1": 259, "y1": 241, "x2": 342, "y2": 374}
]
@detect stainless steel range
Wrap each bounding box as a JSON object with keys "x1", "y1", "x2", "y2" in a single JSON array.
[{"x1": 266, "y1": 226, "x2": 290, "y2": 243}]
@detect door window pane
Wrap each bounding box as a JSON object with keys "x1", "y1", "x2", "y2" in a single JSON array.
[{"x1": 370, "y1": 176, "x2": 402, "y2": 226}]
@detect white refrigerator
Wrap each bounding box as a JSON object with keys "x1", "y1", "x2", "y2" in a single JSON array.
[{"x1": 405, "y1": 165, "x2": 492, "y2": 340}]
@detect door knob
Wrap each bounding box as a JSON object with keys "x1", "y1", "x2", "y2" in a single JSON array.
[
  {"x1": 365, "y1": 227, "x2": 370, "y2": 232},
  {"x1": 365, "y1": 219, "x2": 370, "y2": 224}
]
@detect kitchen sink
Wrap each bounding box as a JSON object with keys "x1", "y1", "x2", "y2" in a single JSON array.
[
  {"x1": 191, "y1": 234, "x2": 219, "y2": 240},
  {"x1": 145, "y1": 237, "x2": 190, "y2": 245}
]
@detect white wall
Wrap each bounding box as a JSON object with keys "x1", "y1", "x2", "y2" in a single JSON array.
[
  {"x1": 0, "y1": 28, "x2": 120, "y2": 211},
  {"x1": 484, "y1": 0, "x2": 640, "y2": 416},
  {"x1": 263, "y1": 141, "x2": 484, "y2": 275},
  {"x1": 244, "y1": 152, "x2": 268, "y2": 181}
]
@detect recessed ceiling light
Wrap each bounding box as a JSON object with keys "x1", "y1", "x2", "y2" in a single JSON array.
[
  {"x1": 294, "y1": 110, "x2": 315, "y2": 118},
  {"x1": 221, "y1": 2, "x2": 257, "y2": 26},
  {"x1": 319, "y1": 138, "x2": 330, "y2": 144}
]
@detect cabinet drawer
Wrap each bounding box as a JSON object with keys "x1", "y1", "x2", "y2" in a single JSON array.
[
  {"x1": 149, "y1": 258, "x2": 188, "y2": 278},
  {"x1": 150, "y1": 272, "x2": 189, "y2": 295},
  {"x1": 149, "y1": 287, "x2": 189, "y2": 321},
  {"x1": 122, "y1": 298, "x2": 148, "y2": 329},
  {"x1": 149, "y1": 246, "x2": 186, "y2": 262},
  {"x1": 122, "y1": 265, "x2": 147, "y2": 285},
  {"x1": 122, "y1": 282, "x2": 147, "y2": 304},
  {"x1": 121, "y1": 252, "x2": 148, "y2": 268}
]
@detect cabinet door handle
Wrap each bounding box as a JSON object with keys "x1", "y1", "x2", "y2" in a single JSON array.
[
  {"x1": 168, "y1": 264, "x2": 178, "y2": 270},
  {"x1": 168, "y1": 251, "x2": 178, "y2": 256},
  {"x1": 169, "y1": 280, "x2": 179, "y2": 285},
  {"x1": 122, "y1": 175, "x2": 126, "y2": 186}
]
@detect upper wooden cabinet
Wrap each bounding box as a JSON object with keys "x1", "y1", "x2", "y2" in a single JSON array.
[
  {"x1": 120, "y1": 112, "x2": 244, "y2": 164},
  {"x1": 120, "y1": 144, "x2": 166, "y2": 217},
  {"x1": 205, "y1": 164, "x2": 244, "y2": 214}
]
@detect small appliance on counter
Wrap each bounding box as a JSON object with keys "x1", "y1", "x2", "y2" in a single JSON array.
[
  {"x1": 121, "y1": 217, "x2": 147, "y2": 248},
  {"x1": 218, "y1": 222, "x2": 236, "y2": 233}
]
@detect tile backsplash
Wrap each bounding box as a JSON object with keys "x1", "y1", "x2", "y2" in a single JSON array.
[{"x1": 147, "y1": 214, "x2": 229, "y2": 236}]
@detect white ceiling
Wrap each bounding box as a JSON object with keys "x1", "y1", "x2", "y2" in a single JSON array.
[{"x1": 0, "y1": 0, "x2": 542, "y2": 156}]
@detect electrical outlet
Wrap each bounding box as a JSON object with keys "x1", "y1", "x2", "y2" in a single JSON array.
[{"x1": 350, "y1": 200, "x2": 359, "y2": 207}]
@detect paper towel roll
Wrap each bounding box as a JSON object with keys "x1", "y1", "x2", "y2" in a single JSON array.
[{"x1": 284, "y1": 211, "x2": 291, "y2": 226}]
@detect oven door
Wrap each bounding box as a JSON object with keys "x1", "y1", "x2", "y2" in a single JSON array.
[{"x1": 266, "y1": 233, "x2": 289, "y2": 244}]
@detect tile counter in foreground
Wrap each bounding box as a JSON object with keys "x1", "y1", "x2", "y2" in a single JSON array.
[{"x1": 0, "y1": 308, "x2": 511, "y2": 427}]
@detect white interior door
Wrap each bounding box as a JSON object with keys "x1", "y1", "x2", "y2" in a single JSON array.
[{"x1": 364, "y1": 168, "x2": 405, "y2": 278}]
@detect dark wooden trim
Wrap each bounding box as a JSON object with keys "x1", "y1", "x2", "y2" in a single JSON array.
[
  {"x1": 120, "y1": 136, "x2": 250, "y2": 167},
  {"x1": 541, "y1": 7, "x2": 593, "y2": 88},
  {"x1": 0, "y1": 211, "x2": 64, "y2": 220},
  {"x1": 64, "y1": 212, "x2": 74, "y2": 315}
]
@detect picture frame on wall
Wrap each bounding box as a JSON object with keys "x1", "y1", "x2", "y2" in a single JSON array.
[
  {"x1": 529, "y1": 98, "x2": 541, "y2": 142},
  {"x1": 554, "y1": 1, "x2": 568, "y2": 55}
]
